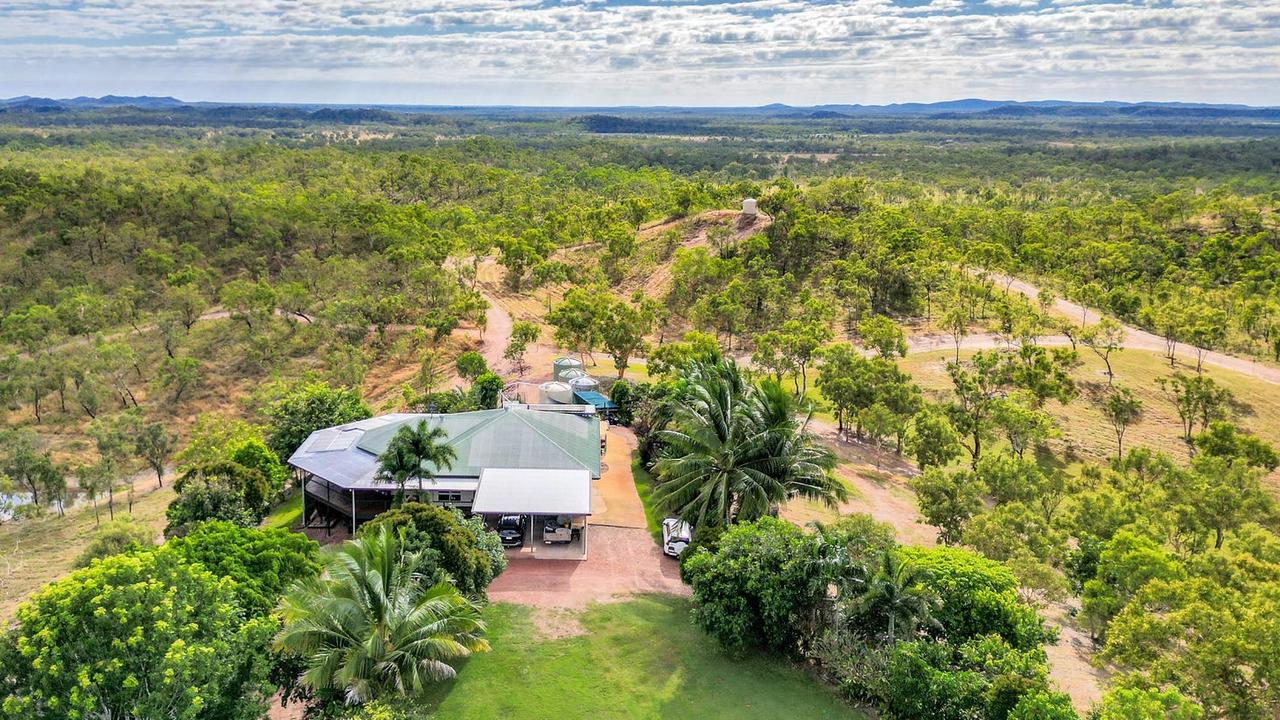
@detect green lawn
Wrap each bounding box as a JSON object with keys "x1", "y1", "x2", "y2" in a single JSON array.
[
  {"x1": 262, "y1": 492, "x2": 303, "y2": 530},
  {"x1": 630, "y1": 456, "x2": 662, "y2": 541},
  {"x1": 422, "y1": 596, "x2": 862, "y2": 719}
]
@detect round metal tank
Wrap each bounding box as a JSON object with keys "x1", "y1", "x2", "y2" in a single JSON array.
[
  {"x1": 568, "y1": 376, "x2": 599, "y2": 393},
  {"x1": 559, "y1": 368, "x2": 588, "y2": 381},
  {"x1": 742, "y1": 198, "x2": 758, "y2": 216},
  {"x1": 539, "y1": 381, "x2": 575, "y2": 404},
  {"x1": 553, "y1": 357, "x2": 584, "y2": 382}
]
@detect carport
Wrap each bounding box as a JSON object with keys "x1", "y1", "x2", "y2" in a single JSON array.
[{"x1": 473, "y1": 468, "x2": 592, "y2": 559}]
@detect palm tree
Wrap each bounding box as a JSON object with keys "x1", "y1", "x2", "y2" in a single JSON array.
[
  {"x1": 847, "y1": 550, "x2": 940, "y2": 645},
  {"x1": 276, "y1": 526, "x2": 489, "y2": 705},
  {"x1": 652, "y1": 360, "x2": 844, "y2": 527},
  {"x1": 375, "y1": 420, "x2": 457, "y2": 506}
]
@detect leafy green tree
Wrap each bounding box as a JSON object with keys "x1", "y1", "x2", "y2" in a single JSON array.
[
  {"x1": 1157, "y1": 372, "x2": 1233, "y2": 446},
  {"x1": 174, "y1": 415, "x2": 265, "y2": 470},
  {"x1": 161, "y1": 521, "x2": 320, "y2": 616},
  {"x1": 992, "y1": 394, "x2": 1056, "y2": 459},
  {"x1": 858, "y1": 315, "x2": 908, "y2": 358},
  {"x1": 453, "y1": 350, "x2": 487, "y2": 384},
  {"x1": 358, "y1": 503, "x2": 504, "y2": 597},
  {"x1": 945, "y1": 351, "x2": 1011, "y2": 467},
  {"x1": 135, "y1": 420, "x2": 177, "y2": 487},
  {"x1": 276, "y1": 526, "x2": 488, "y2": 705},
  {"x1": 941, "y1": 304, "x2": 969, "y2": 362},
  {"x1": 780, "y1": 316, "x2": 833, "y2": 396},
  {"x1": 1008, "y1": 690, "x2": 1078, "y2": 720},
  {"x1": 219, "y1": 278, "x2": 277, "y2": 330},
  {"x1": 469, "y1": 371, "x2": 504, "y2": 410},
  {"x1": 261, "y1": 380, "x2": 372, "y2": 460},
  {"x1": 911, "y1": 467, "x2": 984, "y2": 545},
  {"x1": 503, "y1": 320, "x2": 541, "y2": 376},
  {"x1": 600, "y1": 294, "x2": 656, "y2": 377},
  {"x1": 898, "y1": 546, "x2": 1051, "y2": 650},
  {"x1": 1100, "y1": 386, "x2": 1144, "y2": 459},
  {"x1": 72, "y1": 518, "x2": 157, "y2": 568},
  {"x1": 1081, "y1": 316, "x2": 1125, "y2": 385},
  {"x1": 1102, "y1": 576, "x2": 1278, "y2": 718},
  {"x1": 682, "y1": 517, "x2": 827, "y2": 654},
  {"x1": 165, "y1": 461, "x2": 271, "y2": 535},
  {"x1": 1192, "y1": 421, "x2": 1279, "y2": 470},
  {"x1": 904, "y1": 406, "x2": 963, "y2": 469},
  {"x1": 1094, "y1": 684, "x2": 1204, "y2": 720},
  {"x1": 0, "y1": 430, "x2": 63, "y2": 511},
  {"x1": 1, "y1": 551, "x2": 275, "y2": 720},
  {"x1": 374, "y1": 421, "x2": 457, "y2": 505},
  {"x1": 157, "y1": 355, "x2": 201, "y2": 402},
  {"x1": 653, "y1": 361, "x2": 842, "y2": 527},
  {"x1": 1079, "y1": 530, "x2": 1185, "y2": 639},
  {"x1": 648, "y1": 331, "x2": 722, "y2": 378},
  {"x1": 547, "y1": 286, "x2": 606, "y2": 367}
]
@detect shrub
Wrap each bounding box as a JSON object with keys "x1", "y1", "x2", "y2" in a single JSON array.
[
  {"x1": 1008, "y1": 690, "x2": 1078, "y2": 720},
  {"x1": 682, "y1": 516, "x2": 825, "y2": 654},
  {"x1": 678, "y1": 523, "x2": 726, "y2": 583},
  {"x1": 73, "y1": 518, "x2": 157, "y2": 567},
  {"x1": 880, "y1": 635, "x2": 1060, "y2": 720},
  {"x1": 229, "y1": 437, "x2": 290, "y2": 499},
  {"x1": 357, "y1": 503, "x2": 504, "y2": 597},
  {"x1": 470, "y1": 371, "x2": 504, "y2": 409},
  {"x1": 165, "y1": 460, "x2": 270, "y2": 536},
  {"x1": 0, "y1": 552, "x2": 275, "y2": 720},
  {"x1": 898, "y1": 546, "x2": 1053, "y2": 650},
  {"x1": 161, "y1": 521, "x2": 320, "y2": 616}
]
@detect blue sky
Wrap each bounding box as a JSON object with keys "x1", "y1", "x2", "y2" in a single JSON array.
[{"x1": 1, "y1": 1, "x2": 1277, "y2": 106}]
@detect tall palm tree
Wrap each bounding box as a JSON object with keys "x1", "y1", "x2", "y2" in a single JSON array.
[
  {"x1": 848, "y1": 550, "x2": 940, "y2": 645},
  {"x1": 375, "y1": 420, "x2": 457, "y2": 506},
  {"x1": 652, "y1": 360, "x2": 844, "y2": 527},
  {"x1": 276, "y1": 526, "x2": 488, "y2": 705}
]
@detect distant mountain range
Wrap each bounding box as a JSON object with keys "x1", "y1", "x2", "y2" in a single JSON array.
[{"x1": 1, "y1": 94, "x2": 1276, "y2": 119}]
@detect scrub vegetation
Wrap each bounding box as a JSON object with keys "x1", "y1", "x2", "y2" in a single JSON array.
[{"x1": 1, "y1": 104, "x2": 1279, "y2": 718}]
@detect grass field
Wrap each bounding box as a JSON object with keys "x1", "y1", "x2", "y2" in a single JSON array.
[
  {"x1": 263, "y1": 492, "x2": 304, "y2": 531},
  {"x1": 422, "y1": 596, "x2": 862, "y2": 719},
  {"x1": 0, "y1": 483, "x2": 173, "y2": 620},
  {"x1": 899, "y1": 345, "x2": 1280, "y2": 480}
]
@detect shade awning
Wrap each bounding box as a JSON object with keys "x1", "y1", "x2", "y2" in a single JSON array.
[
  {"x1": 573, "y1": 390, "x2": 618, "y2": 411},
  {"x1": 472, "y1": 468, "x2": 592, "y2": 516}
]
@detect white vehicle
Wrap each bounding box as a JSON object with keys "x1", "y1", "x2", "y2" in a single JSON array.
[{"x1": 661, "y1": 517, "x2": 693, "y2": 558}]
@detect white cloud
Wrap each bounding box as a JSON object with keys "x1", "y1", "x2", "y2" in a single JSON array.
[{"x1": 0, "y1": 0, "x2": 1276, "y2": 105}]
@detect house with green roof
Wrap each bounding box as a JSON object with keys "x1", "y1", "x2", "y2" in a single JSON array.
[{"x1": 289, "y1": 406, "x2": 603, "y2": 554}]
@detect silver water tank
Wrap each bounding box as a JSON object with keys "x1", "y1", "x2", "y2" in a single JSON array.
[
  {"x1": 553, "y1": 357, "x2": 584, "y2": 382},
  {"x1": 539, "y1": 381, "x2": 575, "y2": 404}
]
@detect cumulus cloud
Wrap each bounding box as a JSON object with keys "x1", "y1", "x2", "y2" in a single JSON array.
[{"x1": 0, "y1": 0, "x2": 1276, "y2": 104}]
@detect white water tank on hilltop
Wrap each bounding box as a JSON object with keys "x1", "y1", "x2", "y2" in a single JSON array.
[
  {"x1": 539, "y1": 381, "x2": 575, "y2": 405},
  {"x1": 742, "y1": 198, "x2": 758, "y2": 216}
]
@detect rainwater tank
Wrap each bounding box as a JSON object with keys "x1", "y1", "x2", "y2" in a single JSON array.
[
  {"x1": 553, "y1": 357, "x2": 584, "y2": 382},
  {"x1": 539, "y1": 381, "x2": 575, "y2": 404}
]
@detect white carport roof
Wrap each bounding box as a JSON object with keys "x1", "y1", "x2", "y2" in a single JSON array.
[{"x1": 472, "y1": 468, "x2": 592, "y2": 516}]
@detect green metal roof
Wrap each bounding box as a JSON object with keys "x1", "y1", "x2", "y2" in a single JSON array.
[{"x1": 356, "y1": 407, "x2": 602, "y2": 478}]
